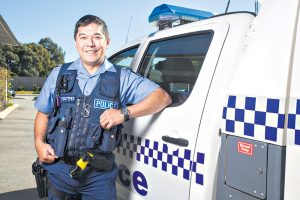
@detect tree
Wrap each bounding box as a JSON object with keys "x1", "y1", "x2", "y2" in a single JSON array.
[
  {"x1": 27, "y1": 43, "x2": 52, "y2": 76},
  {"x1": 0, "y1": 46, "x2": 7, "y2": 68},
  {"x1": 0, "y1": 44, "x2": 20, "y2": 75},
  {"x1": 39, "y1": 37, "x2": 65, "y2": 70},
  {"x1": 0, "y1": 37, "x2": 65, "y2": 77},
  {"x1": 14, "y1": 45, "x2": 37, "y2": 76}
]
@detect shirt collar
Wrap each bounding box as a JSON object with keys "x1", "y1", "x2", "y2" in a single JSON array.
[{"x1": 67, "y1": 58, "x2": 116, "y2": 77}]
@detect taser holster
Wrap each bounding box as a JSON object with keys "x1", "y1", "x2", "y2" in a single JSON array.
[
  {"x1": 32, "y1": 158, "x2": 48, "y2": 198},
  {"x1": 69, "y1": 152, "x2": 114, "y2": 178}
]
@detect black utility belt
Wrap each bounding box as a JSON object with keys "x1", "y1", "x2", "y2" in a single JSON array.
[
  {"x1": 60, "y1": 153, "x2": 113, "y2": 166},
  {"x1": 60, "y1": 152, "x2": 114, "y2": 178},
  {"x1": 60, "y1": 155, "x2": 79, "y2": 166}
]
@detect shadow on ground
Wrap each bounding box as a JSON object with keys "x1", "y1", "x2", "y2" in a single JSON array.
[{"x1": 0, "y1": 188, "x2": 46, "y2": 200}]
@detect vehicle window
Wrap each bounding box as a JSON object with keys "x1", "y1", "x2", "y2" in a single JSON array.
[
  {"x1": 109, "y1": 46, "x2": 139, "y2": 68},
  {"x1": 138, "y1": 32, "x2": 213, "y2": 106}
]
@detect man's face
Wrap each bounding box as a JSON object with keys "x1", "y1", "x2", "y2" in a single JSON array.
[{"x1": 75, "y1": 22, "x2": 110, "y2": 68}]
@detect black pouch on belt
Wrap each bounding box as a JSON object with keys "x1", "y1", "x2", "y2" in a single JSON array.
[{"x1": 89, "y1": 154, "x2": 113, "y2": 172}]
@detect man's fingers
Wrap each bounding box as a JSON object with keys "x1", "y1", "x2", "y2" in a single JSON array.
[
  {"x1": 100, "y1": 119, "x2": 107, "y2": 128},
  {"x1": 100, "y1": 115, "x2": 112, "y2": 129},
  {"x1": 99, "y1": 109, "x2": 122, "y2": 129},
  {"x1": 100, "y1": 111, "x2": 108, "y2": 121},
  {"x1": 46, "y1": 146, "x2": 57, "y2": 157},
  {"x1": 101, "y1": 120, "x2": 111, "y2": 130},
  {"x1": 41, "y1": 145, "x2": 57, "y2": 163},
  {"x1": 43, "y1": 155, "x2": 56, "y2": 163},
  {"x1": 39, "y1": 153, "x2": 55, "y2": 163},
  {"x1": 106, "y1": 121, "x2": 112, "y2": 130}
]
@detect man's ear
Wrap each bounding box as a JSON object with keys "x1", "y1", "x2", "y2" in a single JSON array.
[{"x1": 106, "y1": 37, "x2": 110, "y2": 46}]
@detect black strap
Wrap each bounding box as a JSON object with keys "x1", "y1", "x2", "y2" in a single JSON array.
[
  {"x1": 60, "y1": 155, "x2": 80, "y2": 165},
  {"x1": 55, "y1": 62, "x2": 75, "y2": 97},
  {"x1": 57, "y1": 120, "x2": 71, "y2": 128},
  {"x1": 48, "y1": 181, "x2": 81, "y2": 200}
]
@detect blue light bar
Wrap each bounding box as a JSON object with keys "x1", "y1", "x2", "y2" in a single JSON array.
[{"x1": 148, "y1": 4, "x2": 213, "y2": 23}]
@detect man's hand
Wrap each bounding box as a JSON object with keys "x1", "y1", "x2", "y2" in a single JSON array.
[
  {"x1": 34, "y1": 111, "x2": 57, "y2": 164},
  {"x1": 100, "y1": 109, "x2": 124, "y2": 130},
  {"x1": 35, "y1": 140, "x2": 57, "y2": 164}
]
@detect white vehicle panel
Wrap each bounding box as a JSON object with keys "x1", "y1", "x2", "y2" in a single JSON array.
[
  {"x1": 114, "y1": 21, "x2": 229, "y2": 200},
  {"x1": 190, "y1": 14, "x2": 255, "y2": 200},
  {"x1": 285, "y1": 1, "x2": 300, "y2": 198},
  {"x1": 109, "y1": 0, "x2": 300, "y2": 197},
  {"x1": 222, "y1": 0, "x2": 300, "y2": 146}
]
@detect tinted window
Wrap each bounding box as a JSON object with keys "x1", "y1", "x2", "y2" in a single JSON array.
[
  {"x1": 109, "y1": 46, "x2": 139, "y2": 68},
  {"x1": 139, "y1": 32, "x2": 213, "y2": 106}
]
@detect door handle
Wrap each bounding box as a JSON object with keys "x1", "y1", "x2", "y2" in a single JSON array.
[{"x1": 162, "y1": 136, "x2": 189, "y2": 147}]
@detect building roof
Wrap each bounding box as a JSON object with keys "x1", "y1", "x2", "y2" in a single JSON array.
[
  {"x1": 0, "y1": 15, "x2": 18, "y2": 45},
  {"x1": 148, "y1": 4, "x2": 213, "y2": 23}
]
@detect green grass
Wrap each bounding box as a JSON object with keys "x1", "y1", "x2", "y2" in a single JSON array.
[{"x1": 16, "y1": 91, "x2": 40, "y2": 94}]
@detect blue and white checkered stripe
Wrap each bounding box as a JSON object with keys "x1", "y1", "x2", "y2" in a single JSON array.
[
  {"x1": 116, "y1": 134, "x2": 205, "y2": 185},
  {"x1": 222, "y1": 95, "x2": 286, "y2": 145},
  {"x1": 287, "y1": 98, "x2": 300, "y2": 145}
]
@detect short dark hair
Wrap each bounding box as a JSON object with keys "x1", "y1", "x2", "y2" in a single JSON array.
[{"x1": 74, "y1": 15, "x2": 109, "y2": 40}]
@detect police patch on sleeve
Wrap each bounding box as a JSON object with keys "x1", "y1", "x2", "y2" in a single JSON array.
[
  {"x1": 60, "y1": 96, "x2": 76, "y2": 103},
  {"x1": 94, "y1": 99, "x2": 118, "y2": 109}
]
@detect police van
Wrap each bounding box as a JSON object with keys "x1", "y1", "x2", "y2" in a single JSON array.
[{"x1": 108, "y1": 0, "x2": 300, "y2": 199}]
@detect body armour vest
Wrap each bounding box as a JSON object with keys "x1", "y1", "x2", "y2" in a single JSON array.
[{"x1": 46, "y1": 63, "x2": 122, "y2": 157}]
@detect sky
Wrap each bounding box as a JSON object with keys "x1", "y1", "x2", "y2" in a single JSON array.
[{"x1": 0, "y1": 0, "x2": 255, "y2": 62}]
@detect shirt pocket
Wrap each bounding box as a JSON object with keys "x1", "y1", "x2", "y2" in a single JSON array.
[{"x1": 100, "y1": 127, "x2": 118, "y2": 153}]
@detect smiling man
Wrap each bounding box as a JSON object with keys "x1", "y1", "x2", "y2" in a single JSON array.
[{"x1": 34, "y1": 15, "x2": 171, "y2": 200}]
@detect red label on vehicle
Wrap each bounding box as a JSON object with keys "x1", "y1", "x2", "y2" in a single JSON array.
[{"x1": 237, "y1": 141, "x2": 253, "y2": 156}]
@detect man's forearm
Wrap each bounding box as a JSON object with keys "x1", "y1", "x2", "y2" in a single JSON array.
[
  {"x1": 127, "y1": 88, "x2": 172, "y2": 119},
  {"x1": 34, "y1": 111, "x2": 49, "y2": 144},
  {"x1": 34, "y1": 111, "x2": 57, "y2": 163}
]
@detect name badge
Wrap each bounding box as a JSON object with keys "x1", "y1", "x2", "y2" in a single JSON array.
[
  {"x1": 60, "y1": 96, "x2": 76, "y2": 103},
  {"x1": 94, "y1": 99, "x2": 118, "y2": 109}
]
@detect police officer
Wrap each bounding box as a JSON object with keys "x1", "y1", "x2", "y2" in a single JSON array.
[{"x1": 34, "y1": 15, "x2": 171, "y2": 200}]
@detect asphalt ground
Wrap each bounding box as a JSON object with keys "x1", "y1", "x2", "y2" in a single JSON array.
[{"x1": 0, "y1": 95, "x2": 45, "y2": 200}]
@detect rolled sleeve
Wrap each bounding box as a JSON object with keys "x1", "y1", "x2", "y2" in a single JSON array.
[
  {"x1": 120, "y1": 68, "x2": 159, "y2": 106},
  {"x1": 34, "y1": 67, "x2": 61, "y2": 114}
]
